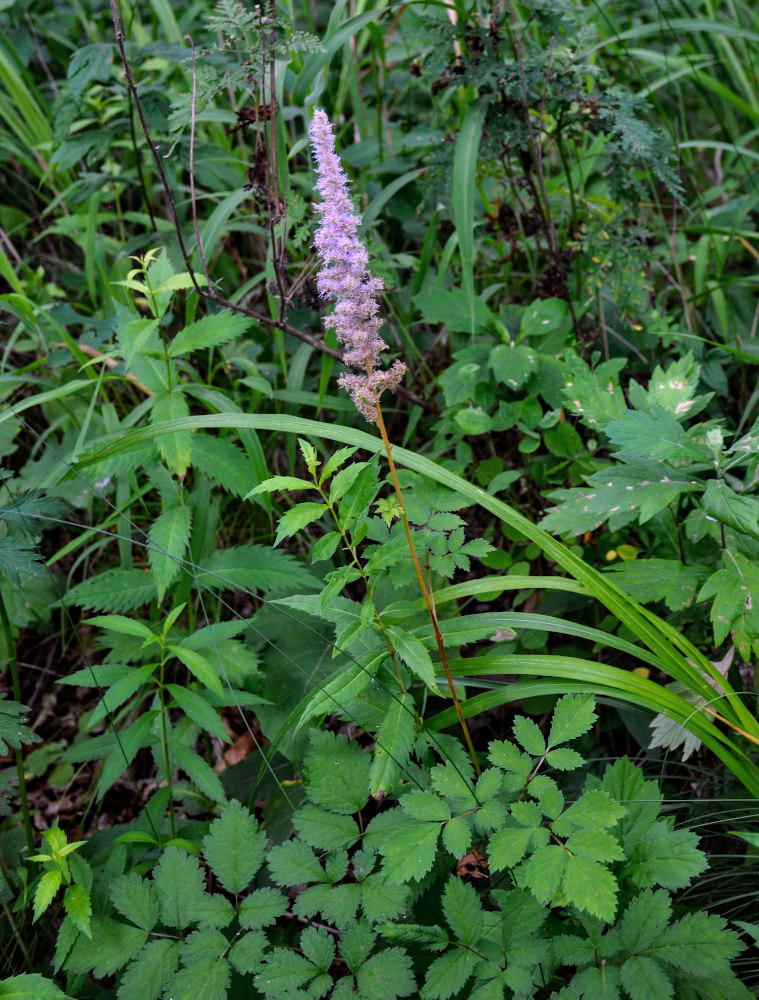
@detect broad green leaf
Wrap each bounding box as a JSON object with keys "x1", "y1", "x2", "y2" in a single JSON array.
[
  {"x1": 412, "y1": 288, "x2": 494, "y2": 334},
  {"x1": 553, "y1": 790, "x2": 626, "y2": 836},
  {"x1": 268, "y1": 839, "x2": 328, "y2": 886},
  {"x1": 65, "y1": 915, "x2": 146, "y2": 977},
  {"x1": 110, "y1": 872, "x2": 159, "y2": 932},
  {"x1": 202, "y1": 801, "x2": 265, "y2": 892},
  {"x1": 293, "y1": 804, "x2": 359, "y2": 851},
  {"x1": 255, "y1": 949, "x2": 322, "y2": 997},
  {"x1": 562, "y1": 354, "x2": 627, "y2": 429},
  {"x1": 627, "y1": 822, "x2": 707, "y2": 890},
  {"x1": 512, "y1": 715, "x2": 546, "y2": 756},
  {"x1": 548, "y1": 694, "x2": 597, "y2": 747},
  {"x1": 0, "y1": 975, "x2": 75, "y2": 1000},
  {"x1": 655, "y1": 909, "x2": 744, "y2": 979},
  {"x1": 62, "y1": 883, "x2": 91, "y2": 937},
  {"x1": 239, "y1": 888, "x2": 288, "y2": 930},
  {"x1": 489, "y1": 343, "x2": 538, "y2": 390},
  {"x1": 544, "y1": 748, "x2": 584, "y2": 770},
  {"x1": 247, "y1": 474, "x2": 315, "y2": 497},
  {"x1": 442, "y1": 877, "x2": 483, "y2": 945},
  {"x1": 329, "y1": 461, "x2": 369, "y2": 504},
  {"x1": 606, "y1": 558, "x2": 706, "y2": 612},
  {"x1": 304, "y1": 730, "x2": 372, "y2": 814},
  {"x1": 606, "y1": 407, "x2": 708, "y2": 463},
  {"x1": 153, "y1": 847, "x2": 206, "y2": 929},
  {"x1": 521, "y1": 844, "x2": 565, "y2": 902},
  {"x1": 168, "y1": 310, "x2": 253, "y2": 357},
  {"x1": 421, "y1": 946, "x2": 476, "y2": 1000},
  {"x1": 562, "y1": 855, "x2": 618, "y2": 921},
  {"x1": 356, "y1": 948, "x2": 415, "y2": 1000},
  {"x1": 645, "y1": 352, "x2": 703, "y2": 419},
  {"x1": 565, "y1": 829, "x2": 624, "y2": 864},
  {"x1": 702, "y1": 479, "x2": 759, "y2": 542},
  {"x1": 441, "y1": 816, "x2": 471, "y2": 858},
  {"x1": 489, "y1": 824, "x2": 533, "y2": 871},
  {"x1": 151, "y1": 390, "x2": 192, "y2": 476},
  {"x1": 380, "y1": 822, "x2": 441, "y2": 883},
  {"x1": 167, "y1": 644, "x2": 222, "y2": 694},
  {"x1": 0, "y1": 695, "x2": 39, "y2": 754},
  {"x1": 614, "y1": 888, "x2": 672, "y2": 953},
  {"x1": 118, "y1": 940, "x2": 180, "y2": 1000},
  {"x1": 487, "y1": 739, "x2": 532, "y2": 778},
  {"x1": 619, "y1": 953, "x2": 672, "y2": 1000},
  {"x1": 300, "y1": 925, "x2": 336, "y2": 971},
  {"x1": 166, "y1": 956, "x2": 230, "y2": 1000},
  {"x1": 297, "y1": 657, "x2": 377, "y2": 733},
  {"x1": 402, "y1": 790, "x2": 450, "y2": 823},
  {"x1": 228, "y1": 930, "x2": 267, "y2": 974},
  {"x1": 698, "y1": 551, "x2": 759, "y2": 655}
]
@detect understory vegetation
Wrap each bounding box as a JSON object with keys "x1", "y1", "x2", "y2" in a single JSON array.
[{"x1": 2, "y1": 0, "x2": 759, "y2": 997}]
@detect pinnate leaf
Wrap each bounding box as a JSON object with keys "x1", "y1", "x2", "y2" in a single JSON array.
[
  {"x1": 117, "y1": 939, "x2": 180, "y2": 1000},
  {"x1": 202, "y1": 800, "x2": 266, "y2": 892},
  {"x1": 548, "y1": 694, "x2": 597, "y2": 746},
  {"x1": 110, "y1": 872, "x2": 158, "y2": 932},
  {"x1": 153, "y1": 847, "x2": 206, "y2": 929}
]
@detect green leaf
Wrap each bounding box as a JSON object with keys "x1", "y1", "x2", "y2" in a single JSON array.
[
  {"x1": 369, "y1": 692, "x2": 416, "y2": 797},
  {"x1": 110, "y1": 872, "x2": 159, "y2": 932},
  {"x1": 247, "y1": 474, "x2": 315, "y2": 497},
  {"x1": 356, "y1": 948, "x2": 415, "y2": 1000},
  {"x1": 401, "y1": 790, "x2": 450, "y2": 822},
  {"x1": 320, "y1": 446, "x2": 358, "y2": 483},
  {"x1": 443, "y1": 877, "x2": 483, "y2": 945},
  {"x1": 153, "y1": 847, "x2": 206, "y2": 929},
  {"x1": 229, "y1": 930, "x2": 267, "y2": 973},
  {"x1": 304, "y1": 730, "x2": 372, "y2": 814},
  {"x1": 202, "y1": 800, "x2": 266, "y2": 892},
  {"x1": 702, "y1": 479, "x2": 759, "y2": 542},
  {"x1": 268, "y1": 838, "x2": 327, "y2": 886},
  {"x1": 294, "y1": 804, "x2": 359, "y2": 851},
  {"x1": 548, "y1": 694, "x2": 597, "y2": 747},
  {"x1": 33, "y1": 869, "x2": 62, "y2": 922},
  {"x1": 0, "y1": 535, "x2": 43, "y2": 585},
  {"x1": 0, "y1": 975, "x2": 76, "y2": 1000},
  {"x1": 274, "y1": 501, "x2": 328, "y2": 546},
  {"x1": 627, "y1": 821, "x2": 707, "y2": 890},
  {"x1": 168, "y1": 310, "x2": 253, "y2": 357},
  {"x1": 380, "y1": 823, "x2": 441, "y2": 883},
  {"x1": 118, "y1": 939, "x2": 180, "y2": 1000},
  {"x1": 0, "y1": 488, "x2": 68, "y2": 537},
  {"x1": 166, "y1": 684, "x2": 229, "y2": 743},
  {"x1": 83, "y1": 614, "x2": 154, "y2": 640},
  {"x1": 512, "y1": 715, "x2": 546, "y2": 756},
  {"x1": 413, "y1": 288, "x2": 493, "y2": 334},
  {"x1": 196, "y1": 543, "x2": 319, "y2": 595},
  {"x1": 172, "y1": 743, "x2": 227, "y2": 804},
  {"x1": 606, "y1": 407, "x2": 708, "y2": 463},
  {"x1": 148, "y1": 503, "x2": 192, "y2": 602},
  {"x1": 606, "y1": 558, "x2": 706, "y2": 612},
  {"x1": 489, "y1": 823, "x2": 534, "y2": 871},
  {"x1": 166, "y1": 956, "x2": 230, "y2": 1000},
  {"x1": 62, "y1": 883, "x2": 91, "y2": 937},
  {"x1": 255, "y1": 948, "x2": 322, "y2": 996},
  {"x1": 487, "y1": 739, "x2": 532, "y2": 779},
  {"x1": 59, "y1": 568, "x2": 157, "y2": 612},
  {"x1": 562, "y1": 855, "x2": 618, "y2": 921},
  {"x1": 167, "y1": 644, "x2": 222, "y2": 694},
  {"x1": 544, "y1": 748, "x2": 585, "y2": 770},
  {"x1": 386, "y1": 625, "x2": 439, "y2": 692},
  {"x1": 441, "y1": 816, "x2": 471, "y2": 858},
  {"x1": 0, "y1": 695, "x2": 40, "y2": 754},
  {"x1": 552, "y1": 790, "x2": 626, "y2": 837},
  {"x1": 88, "y1": 663, "x2": 156, "y2": 728},
  {"x1": 562, "y1": 354, "x2": 628, "y2": 429},
  {"x1": 151, "y1": 389, "x2": 192, "y2": 476},
  {"x1": 421, "y1": 947, "x2": 476, "y2": 1000},
  {"x1": 453, "y1": 95, "x2": 489, "y2": 335},
  {"x1": 489, "y1": 343, "x2": 538, "y2": 391},
  {"x1": 619, "y1": 953, "x2": 672, "y2": 1000},
  {"x1": 698, "y1": 551, "x2": 759, "y2": 655},
  {"x1": 329, "y1": 461, "x2": 369, "y2": 504},
  {"x1": 65, "y1": 915, "x2": 146, "y2": 977},
  {"x1": 239, "y1": 888, "x2": 288, "y2": 929},
  {"x1": 521, "y1": 844, "x2": 566, "y2": 903},
  {"x1": 97, "y1": 712, "x2": 156, "y2": 797}
]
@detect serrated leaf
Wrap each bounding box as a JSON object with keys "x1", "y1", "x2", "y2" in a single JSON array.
[
  {"x1": 606, "y1": 407, "x2": 708, "y2": 463},
  {"x1": 117, "y1": 939, "x2": 180, "y2": 1000},
  {"x1": 293, "y1": 804, "x2": 359, "y2": 851},
  {"x1": 356, "y1": 947, "x2": 415, "y2": 1000},
  {"x1": 386, "y1": 625, "x2": 439, "y2": 692},
  {"x1": 88, "y1": 662, "x2": 156, "y2": 728},
  {"x1": 512, "y1": 715, "x2": 546, "y2": 755},
  {"x1": 488, "y1": 739, "x2": 532, "y2": 778},
  {"x1": 192, "y1": 893, "x2": 235, "y2": 929},
  {"x1": 202, "y1": 800, "x2": 265, "y2": 892},
  {"x1": 329, "y1": 461, "x2": 369, "y2": 504},
  {"x1": 563, "y1": 854, "x2": 618, "y2": 920},
  {"x1": 0, "y1": 535, "x2": 43, "y2": 585},
  {"x1": 247, "y1": 474, "x2": 315, "y2": 497},
  {"x1": 166, "y1": 957, "x2": 230, "y2": 1000},
  {"x1": 402, "y1": 790, "x2": 451, "y2": 822},
  {"x1": 370, "y1": 692, "x2": 416, "y2": 797},
  {"x1": 380, "y1": 822, "x2": 441, "y2": 883},
  {"x1": 619, "y1": 954, "x2": 672, "y2": 1000},
  {"x1": 196, "y1": 543, "x2": 319, "y2": 595},
  {"x1": 167, "y1": 644, "x2": 222, "y2": 694},
  {"x1": 58, "y1": 568, "x2": 157, "y2": 612},
  {"x1": 421, "y1": 947, "x2": 476, "y2": 1000},
  {"x1": 489, "y1": 824, "x2": 533, "y2": 871},
  {"x1": 148, "y1": 503, "x2": 191, "y2": 602},
  {"x1": 702, "y1": 479, "x2": 759, "y2": 542},
  {"x1": 110, "y1": 872, "x2": 158, "y2": 932},
  {"x1": 545, "y1": 747, "x2": 585, "y2": 770},
  {"x1": 255, "y1": 948, "x2": 322, "y2": 996},
  {"x1": 268, "y1": 838, "x2": 326, "y2": 886},
  {"x1": 166, "y1": 684, "x2": 229, "y2": 743},
  {"x1": 628, "y1": 822, "x2": 707, "y2": 890},
  {"x1": 655, "y1": 908, "x2": 744, "y2": 978},
  {"x1": 0, "y1": 488, "x2": 68, "y2": 537},
  {"x1": 97, "y1": 712, "x2": 156, "y2": 798},
  {"x1": 489, "y1": 342, "x2": 538, "y2": 390},
  {"x1": 65, "y1": 915, "x2": 146, "y2": 977},
  {"x1": 0, "y1": 975, "x2": 76, "y2": 1000},
  {"x1": 168, "y1": 310, "x2": 253, "y2": 357},
  {"x1": 153, "y1": 847, "x2": 206, "y2": 929},
  {"x1": 520, "y1": 844, "x2": 565, "y2": 902},
  {"x1": 0, "y1": 695, "x2": 40, "y2": 754},
  {"x1": 151, "y1": 389, "x2": 192, "y2": 476},
  {"x1": 239, "y1": 887, "x2": 288, "y2": 929},
  {"x1": 304, "y1": 730, "x2": 372, "y2": 813},
  {"x1": 33, "y1": 869, "x2": 62, "y2": 922},
  {"x1": 552, "y1": 790, "x2": 626, "y2": 837},
  {"x1": 441, "y1": 816, "x2": 471, "y2": 857},
  {"x1": 562, "y1": 354, "x2": 628, "y2": 429},
  {"x1": 698, "y1": 551, "x2": 759, "y2": 655},
  {"x1": 83, "y1": 614, "x2": 154, "y2": 639},
  {"x1": 443, "y1": 877, "x2": 483, "y2": 945},
  {"x1": 274, "y1": 501, "x2": 328, "y2": 546},
  {"x1": 228, "y1": 930, "x2": 267, "y2": 973},
  {"x1": 172, "y1": 743, "x2": 227, "y2": 804},
  {"x1": 548, "y1": 694, "x2": 597, "y2": 747},
  {"x1": 606, "y1": 558, "x2": 705, "y2": 612}
]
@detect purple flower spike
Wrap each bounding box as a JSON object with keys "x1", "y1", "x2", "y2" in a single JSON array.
[{"x1": 310, "y1": 109, "x2": 406, "y2": 422}]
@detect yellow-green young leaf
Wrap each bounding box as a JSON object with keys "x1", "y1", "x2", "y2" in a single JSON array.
[
  {"x1": 63, "y1": 883, "x2": 92, "y2": 938},
  {"x1": 167, "y1": 311, "x2": 253, "y2": 357},
  {"x1": 167, "y1": 644, "x2": 222, "y2": 694},
  {"x1": 148, "y1": 504, "x2": 192, "y2": 602},
  {"x1": 33, "y1": 869, "x2": 62, "y2": 922},
  {"x1": 151, "y1": 390, "x2": 192, "y2": 476}
]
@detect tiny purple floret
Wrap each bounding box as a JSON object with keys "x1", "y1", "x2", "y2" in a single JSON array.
[{"x1": 310, "y1": 109, "x2": 406, "y2": 422}]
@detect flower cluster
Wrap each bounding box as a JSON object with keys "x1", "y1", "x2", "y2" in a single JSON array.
[{"x1": 310, "y1": 109, "x2": 406, "y2": 422}]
